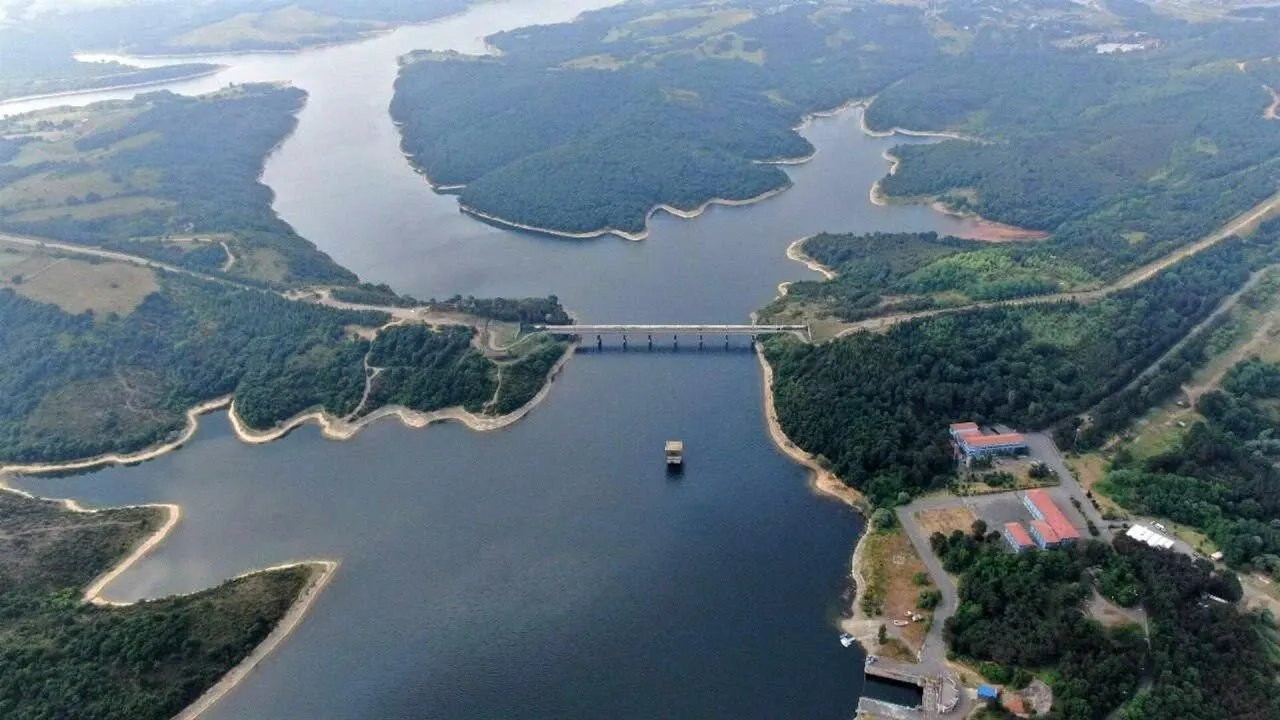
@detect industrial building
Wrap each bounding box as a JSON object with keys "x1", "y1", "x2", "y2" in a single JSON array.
[
  {"x1": 1002, "y1": 522, "x2": 1035, "y2": 553},
  {"x1": 949, "y1": 422, "x2": 1028, "y2": 463},
  {"x1": 1021, "y1": 489, "x2": 1080, "y2": 547}
]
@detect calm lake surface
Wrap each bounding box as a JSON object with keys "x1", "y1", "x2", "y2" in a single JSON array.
[{"x1": 7, "y1": 2, "x2": 973, "y2": 717}]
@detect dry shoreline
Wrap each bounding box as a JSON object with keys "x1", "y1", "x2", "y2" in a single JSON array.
[
  {"x1": 0, "y1": 482, "x2": 339, "y2": 720},
  {"x1": 2, "y1": 345, "x2": 574, "y2": 476},
  {"x1": 458, "y1": 184, "x2": 791, "y2": 242},
  {"x1": 174, "y1": 560, "x2": 338, "y2": 720},
  {"x1": 870, "y1": 149, "x2": 1047, "y2": 243},
  {"x1": 785, "y1": 235, "x2": 836, "y2": 280},
  {"x1": 755, "y1": 348, "x2": 878, "y2": 647},
  {"x1": 411, "y1": 96, "x2": 872, "y2": 242},
  {"x1": 0, "y1": 67, "x2": 225, "y2": 109}
]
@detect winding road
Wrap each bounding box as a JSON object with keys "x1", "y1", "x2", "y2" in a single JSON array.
[{"x1": 834, "y1": 191, "x2": 1280, "y2": 337}]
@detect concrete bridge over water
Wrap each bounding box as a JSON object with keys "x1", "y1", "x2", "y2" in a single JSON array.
[{"x1": 532, "y1": 324, "x2": 810, "y2": 348}]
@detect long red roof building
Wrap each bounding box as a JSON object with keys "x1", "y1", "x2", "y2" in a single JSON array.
[{"x1": 1023, "y1": 489, "x2": 1080, "y2": 542}]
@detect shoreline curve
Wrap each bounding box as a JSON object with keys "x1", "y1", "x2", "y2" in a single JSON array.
[
  {"x1": 756, "y1": 348, "x2": 877, "y2": 647},
  {"x1": 1, "y1": 345, "x2": 574, "y2": 476},
  {"x1": 459, "y1": 184, "x2": 790, "y2": 242},
  {"x1": 173, "y1": 560, "x2": 338, "y2": 720},
  {"x1": 0, "y1": 482, "x2": 339, "y2": 720},
  {"x1": 0, "y1": 67, "x2": 226, "y2": 109},
  {"x1": 421, "y1": 96, "x2": 878, "y2": 243}
]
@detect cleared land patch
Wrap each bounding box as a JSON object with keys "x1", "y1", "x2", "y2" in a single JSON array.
[
  {"x1": 0, "y1": 242, "x2": 158, "y2": 315},
  {"x1": 915, "y1": 506, "x2": 977, "y2": 537},
  {"x1": 170, "y1": 7, "x2": 375, "y2": 50},
  {"x1": 861, "y1": 527, "x2": 933, "y2": 653},
  {"x1": 9, "y1": 195, "x2": 175, "y2": 223}
]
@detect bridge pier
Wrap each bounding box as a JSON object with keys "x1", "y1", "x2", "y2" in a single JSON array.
[
  {"x1": 673, "y1": 334, "x2": 678, "y2": 350},
  {"x1": 648, "y1": 334, "x2": 653, "y2": 350},
  {"x1": 622, "y1": 335, "x2": 628, "y2": 351},
  {"x1": 698, "y1": 334, "x2": 703, "y2": 350},
  {"x1": 725, "y1": 334, "x2": 730, "y2": 350},
  {"x1": 596, "y1": 334, "x2": 602, "y2": 350}
]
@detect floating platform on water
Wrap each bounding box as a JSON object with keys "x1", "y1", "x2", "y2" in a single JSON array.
[{"x1": 665, "y1": 440, "x2": 683, "y2": 465}]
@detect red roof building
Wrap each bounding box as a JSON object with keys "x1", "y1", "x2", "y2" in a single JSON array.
[
  {"x1": 965, "y1": 432, "x2": 1027, "y2": 448},
  {"x1": 1002, "y1": 522, "x2": 1035, "y2": 552},
  {"x1": 1023, "y1": 489, "x2": 1080, "y2": 544},
  {"x1": 1029, "y1": 520, "x2": 1061, "y2": 548},
  {"x1": 949, "y1": 422, "x2": 1028, "y2": 462}
]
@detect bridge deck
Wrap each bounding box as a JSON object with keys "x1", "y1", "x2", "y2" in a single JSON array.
[{"x1": 533, "y1": 324, "x2": 807, "y2": 336}]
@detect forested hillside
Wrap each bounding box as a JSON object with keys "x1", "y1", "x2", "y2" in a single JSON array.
[
  {"x1": 1111, "y1": 539, "x2": 1279, "y2": 720},
  {"x1": 869, "y1": 15, "x2": 1280, "y2": 280},
  {"x1": 0, "y1": 85, "x2": 356, "y2": 287},
  {"x1": 763, "y1": 232, "x2": 1097, "y2": 323},
  {"x1": 392, "y1": 1, "x2": 941, "y2": 236},
  {"x1": 931, "y1": 529, "x2": 1279, "y2": 720},
  {"x1": 935, "y1": 535, "x2": 1144, "y2": 720},
  {"x1": 765, "y1": 237, "x2": 1253, "y2": 504},
  {"x1": 1100, "y1": 358, "x2": 1280, "y2": 573},
  {"x1": 0, "y1": 273, "x2": 382, "y2": 462},
  {"x1": 393, "y1": 0, "x2": 1280, "y2": 259},
  {"x1": 0, "y1": 265, "x2": 569, "y2": 464},
  {"x1": 0, "y1": 490, "x2": 313, "y2": 720}
]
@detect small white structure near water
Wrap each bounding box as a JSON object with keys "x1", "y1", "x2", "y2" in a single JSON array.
[{"x1": 1126, "y1": 524, "x2": 1176, "y2": 550}]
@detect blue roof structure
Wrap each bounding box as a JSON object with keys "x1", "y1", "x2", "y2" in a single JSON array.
[{"x1": 977, "y1": 684, "x2": 1000, "y2": 700}]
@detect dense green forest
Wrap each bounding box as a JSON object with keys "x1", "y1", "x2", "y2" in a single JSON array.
[
  {"x1": 427, "y1": 294, "x2": 572, "y2": 326},
  {"x1": 393, "y1": 0, "x2": 1280, "y2": 259},
  {"x1": 1082, "y1": 220, "x2": 1280, "y2": 575},
  {"x1": 1111, "y1": 538, "x2": 1279, "y2": 720},
  {"x1": 935, "y1": 534, "x2": 1144, "y2": 720},
  {"x1": 391, "y1": 0, "x2": 941, "y2": 235},
  {"x1": 490, "y1": 337, "x2": 570, "y2": 414},
  {"x1": 932, "y1": 528, "x2": 1279, "y2": 720},
  {"x1": 1100, "y1": 367, "x2": 1280, "y2": 575},
  {"x1": 329, "y1": 284, "x2": 572, "y2": 325},
  {"x1": 0, "y1": 273, "x2": 384, "y2": 461},
  {"x1": 869, "y1": 15, "x2": 1280, "y2": 280},
  {"x1": 0, "y1": 490, "x2": 311, "y2": 720},
  {"x1": 0, "y1": 270, "x2": 571, "y2": 463},
  {"x1": 365, "y1": 325, "x2": 496, "y2": 414},
  {"x1": 364, "y1": 325, "x2": 568, "y2": 417},
  {"x1": 0, "y1": 85, "x2": 354, "y2": 287},
  {"x1": 764, "y1": 238, "x2": 1251, "y2": 504},
  {"x1": 762, "y1": 232, "x2": 1097, "y2": 322}
]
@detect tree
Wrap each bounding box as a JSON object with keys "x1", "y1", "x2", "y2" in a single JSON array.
[
  {"x1": 871, "y1": 508, "x2": 896, "y2": 531},
  {"x1": 971, "y1": 519, "x2": 988, "y2": 540}
]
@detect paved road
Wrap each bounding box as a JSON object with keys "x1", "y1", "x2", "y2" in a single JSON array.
[
  {"x1": 1023, "y1": 432, "x2": 1112, "y2": 542},
  {"x1": 835, "y1": 191, "x2": 1280, "y2": 338},
  {"x1": 1090, "y1": 268, "x2": 1268, "y2": 411},
  {"x1": 894, "y1": 498, "x2": 960, "y2": 672},
  {"x1": 0, "y1": 231, "x2": 235, "y2": 284}
]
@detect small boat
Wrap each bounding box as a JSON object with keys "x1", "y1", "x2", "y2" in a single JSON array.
[
  {"x1": 839, "y1": 633, "x2": 856, "y2": 647},
  {"x1": 893, "y1": 620, "x2": 909, "y2": 627}
]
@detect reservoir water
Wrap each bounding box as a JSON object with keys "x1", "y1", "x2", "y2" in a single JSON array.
[{"x1": 5, "y1": 2, "x2": 976, "y2": 717}]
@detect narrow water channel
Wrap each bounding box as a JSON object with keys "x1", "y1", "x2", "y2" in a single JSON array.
[{"x1": 3, "y1": 2, "x2": 984, "y2": 717}]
